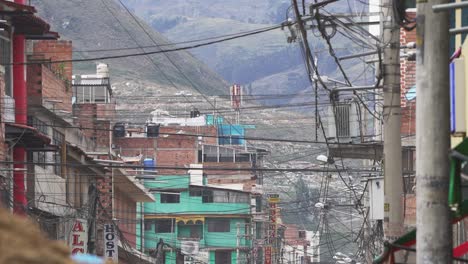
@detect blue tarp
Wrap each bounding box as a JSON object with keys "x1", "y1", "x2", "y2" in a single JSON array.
[
  {"x1": 218, "y1": 124, "x2": 245, "y2": 145},
  {"x1": 405, "y1": 85, "x2": 416, "y2": 101}
]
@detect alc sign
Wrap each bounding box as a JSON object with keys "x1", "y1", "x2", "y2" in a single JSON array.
[{"x1": 70, "y1": 219, "x2": 88, "y2": 254}]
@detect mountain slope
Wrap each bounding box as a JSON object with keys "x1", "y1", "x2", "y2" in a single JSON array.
[
  {"x1": 34, "y1": 0, "x2": 228, "y2": 95},
  {"x1": 121, "y1": 0, "x2": 372, "y2": 107}
]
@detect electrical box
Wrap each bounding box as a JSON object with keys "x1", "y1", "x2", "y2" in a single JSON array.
[
  {"x1": 450, "y1": 58, "x2": 466, "y2": 135},
  {"x1": 368, "y1": 178, "x2": 384, "y2": 220}
]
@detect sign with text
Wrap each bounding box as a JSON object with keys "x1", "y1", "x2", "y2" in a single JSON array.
[
  {"x1": 69, "y1": 219, "x2": 88, "y2": 254},
  {"x1": 264, "y1": 246, "x2": 272, "y2": 264},
  {"x1": 104, "y1": 223, "x2": 118, "y2": 263}
]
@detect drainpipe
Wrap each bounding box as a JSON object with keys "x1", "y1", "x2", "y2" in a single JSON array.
[{"x1": 12, "y1": 0, "x2": 27, "y2": 215}]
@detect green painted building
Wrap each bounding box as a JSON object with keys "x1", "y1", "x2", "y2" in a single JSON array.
[{"x1": 142, "y1": 174, "x2": 255, "y2": 264}]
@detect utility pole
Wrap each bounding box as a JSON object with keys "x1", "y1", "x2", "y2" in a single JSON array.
[
  {"x1": 416, "y1": 0, "x2": 452, "y2": 263},
  {"x1": 155, "y1": 238, "x2": 165, "y2": 264},
  {"x1": 381, "y1": 0, "x2": 404, "y2": 244}
]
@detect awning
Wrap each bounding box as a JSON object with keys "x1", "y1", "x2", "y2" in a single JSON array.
[
  {"x1": 176, "y1": 216, "x2": 204, "y2": 225},
  {"x1": 374, "y1": 139, "x2": 468, "y2": 263},
  {"x1": 113, "y1": 168, "x2": 155, "y2": 202},
  {"x1": 5, "y1": 123, "x2": 53, "y2": 150},
  {"x1": 0, "y1": 0, "x2": 59, "y2": 39}
]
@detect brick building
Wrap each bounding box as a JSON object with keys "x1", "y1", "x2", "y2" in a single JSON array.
[
  {"x1": 400, "y1": 12, "x2": 417, "y2": 138},
  {"x1": 72, "y1": 65, "x2": 155, "y2": 263}
]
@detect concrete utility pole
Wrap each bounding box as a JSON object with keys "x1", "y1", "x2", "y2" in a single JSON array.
[
  {"x1": 381, "y1": 0, "x2": 404, "y2": 242},
  {"x1": 416, "y1": 0, "x2": 452, "y2": 263}
]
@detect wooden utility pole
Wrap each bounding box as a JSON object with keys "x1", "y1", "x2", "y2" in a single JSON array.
[
  {"x1": 381, "y1": 0, "x2": 404, "y2": 242},
  {"x1": 416, "y1": 0, "x2": 452, "y2": 262}
]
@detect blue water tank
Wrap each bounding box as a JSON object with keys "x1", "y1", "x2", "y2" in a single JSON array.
[{"x1": 143, "y1": 158, "x2": 156, "y2": 171}]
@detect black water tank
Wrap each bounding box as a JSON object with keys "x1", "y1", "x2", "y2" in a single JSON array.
[
  {"x1": 113, "y1": 123, "x2": 125, "y2": 138},
  {"x1": 190, "y1": 109, "x2": 201, "y2": 118},
  {"x1": 146, "y1": 124, "x2": 160, "y2": 138}
]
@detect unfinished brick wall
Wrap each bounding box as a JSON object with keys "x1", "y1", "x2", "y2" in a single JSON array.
[
  {"x1": 27, "y1": 40, "x2": 73, "y2": 113},
  {"x1": 73, "y1": 104, "x2": 97, "y2": 138},
  {"x1": 114, "y1": 188, "x2": 137, "y2": 248},
  {"x1": 95, "y1": 120, "x2": 111, "y2": 150},
  {"x1": 96, "y1": 175, "x2": 112, "y2": 221},
  {"x1": 32, "y1": 40, "x2": 72, "y2": 81},
  {"x1": 73, "y1": 103, "x2": 114, "y2": 150},
  {"x1": 113, "y1": 137, "x2": 157, "y2": 158},
  {"x1": 113, "y1": 125, "x2": 219, "y2": 174}
]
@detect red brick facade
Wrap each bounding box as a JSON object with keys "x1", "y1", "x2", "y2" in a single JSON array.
[
  {"x1": 27, "y1": 40, "x2": 73, "y2": 113},
  {"x1": 400, "y1": 12, "x2": 416, "y2": 136},
  {"x1": 32, "y1": 40, "x2": 73, "y2": 82},
  {"x1": 114, "y1": 188, "x2": 137, "y2": 248},
  {"x1": 73, "y1": 103, "x2": 115, "y2": 149},
  {"x1": 114, "y1": 126, "x2": 218, "y2": 174}
]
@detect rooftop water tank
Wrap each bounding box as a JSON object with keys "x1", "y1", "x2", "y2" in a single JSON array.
[
  {"x1": 143, "y1": 158, "x2": 156, "y2": 171},
  {"x1": 113, "y1": 123, "x2": 125, "y2": 138},
  {"x1": 96, "y1": 63, "x2": 109, "y2": 78},
  {"x1": 146, "y1": 123, "x2": 160, "y2": 138}
]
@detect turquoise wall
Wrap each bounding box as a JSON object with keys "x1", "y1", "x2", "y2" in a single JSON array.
[
  {"x1": 144, "y1": 190, "x2": 250, "y2": 215},
  {"x1": 144, "y1": 175, "x2": 190, "y2": 190},
  {"x1": 144, "y1": 218, "x2": 250, "y2": 250}
]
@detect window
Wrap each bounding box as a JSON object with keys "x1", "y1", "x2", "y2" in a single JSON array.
[
  {"x1": 144, "y1": 220, "x2": 153, "y2": 231},
  {"x1": 0, "y1": 176, "x2": 9, "y2": 208},
  {"x1": 28, "y1": 117, "x2": 48, "y2": 135},
  {"x1": 155, "y1": 219, "x2": 174, "y2": 233},
  {"x1": 94, "y1": 86, "x2": 106, "y2": 102},
  {"x1": 160, "y1": 193, "x2": 180, "y2": 203},
  {"x1": 177, "y1": 224, "x2": 203, "y2": 239},
  {"x1": 255, "y1": 196, "x2": 262, "y2": 213},
  {"x1": 215, "y1": 251, "x2": 231, "y2": 264},
  {"x1": 52, "y1": 129, "x2": 64, "y2": 147},
  {"x1": 298, "y1": 230, "x2": 306, "y2": 239},
  {"x1": 207, "y1": 219, "x2": 230, "y2": 232},
  {"x1": 33, "y1": 151, "x2": 46, "y2": 168},
  {"x1": 189, "y1": 188, "x2": 202, "y2": 197},
  {"x1": 0, "y1": 35, "x2": 11, "y2": 96},
  {"x1": 52, "y1": 129, "x2": 64, "y2": 177},
  {"x1": 53, "y1": 152, "x2": 62, "y2": 176},
  {"x1": 202, "y1": 190, "x2": 213, "y2": 203},
  {"x1": 73, "y1": 82, "x2": 110, "y2": 104}
]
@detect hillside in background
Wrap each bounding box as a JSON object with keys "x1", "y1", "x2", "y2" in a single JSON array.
[
  {"x1": 34, "y1": 0, "x2": 228, "y2": 96},
  {"x1": 121, "y1": 0, "x2": 371, "y2": 106}
]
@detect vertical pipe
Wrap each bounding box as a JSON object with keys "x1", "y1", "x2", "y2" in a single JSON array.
[
  {"x1": 416, "y1": 0, "x2": 452, "y2": 262},
  {"x1": 12, "y1": 0, "x2": 26, "y2": 215}
]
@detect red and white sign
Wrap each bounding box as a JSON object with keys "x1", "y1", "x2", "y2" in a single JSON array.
[
  {"x1": 230, "y1": 84, "x2": 242, "y2": 110},
  {"x1": 264, "y1": 246, "x2": 272, "y2": 264},
  {"x1": 69, "y1": 219, "x2": 88, "y2": 254}
]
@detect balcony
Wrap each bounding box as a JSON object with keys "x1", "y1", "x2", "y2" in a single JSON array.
[{"x1": 27, "y1": 63, "x2": 72, "y2": 114}]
